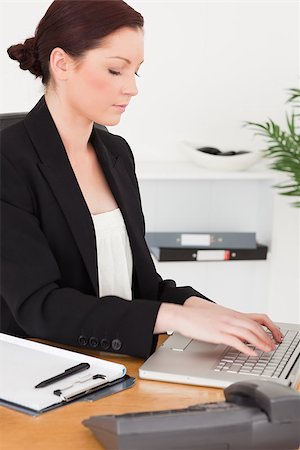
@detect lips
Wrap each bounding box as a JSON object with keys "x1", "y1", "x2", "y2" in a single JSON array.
[{"x1": 113, "y1": 104, "x2": 128, "y2": 112}]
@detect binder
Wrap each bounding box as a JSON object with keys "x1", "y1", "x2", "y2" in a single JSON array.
[
  {"x1": 150, "y1": 244, "x2": 268, "y2": 262},
  {"x1": 0, "y1": 333, "x2": 131, "y2": 415},
  {"x1": 145, "y1": 232, "x2": 257, "y2": 250}
]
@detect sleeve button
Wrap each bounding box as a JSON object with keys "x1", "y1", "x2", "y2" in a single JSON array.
[
  {"x1": 100, "y1": 338, "x2": 110, "y2": 350},
  {"x1": 112, "y1": 338, "x2": 122, "y2": 351},
  {"x1": 78, "y1": 335, "x2": 88, "y2": 346},
  {"x1": 89, "y1": 337, "x2": 99, "y2": 348}
]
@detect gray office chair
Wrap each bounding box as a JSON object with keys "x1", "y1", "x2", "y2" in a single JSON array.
[{"x1": 0, "y1": 112, "x2": 108, "y2": 132}]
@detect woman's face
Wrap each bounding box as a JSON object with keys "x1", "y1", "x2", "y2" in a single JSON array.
[{"x1": 64, "y1": 27, "x2": 144, "y2": 126}]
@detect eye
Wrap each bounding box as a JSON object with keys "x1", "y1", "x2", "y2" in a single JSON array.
[
  {"x1": 109, "y1": 69, "x2": 121, "y2": 76},
  {"x1": 135, "y1": 72, "x2": 140, "y2": 78}
]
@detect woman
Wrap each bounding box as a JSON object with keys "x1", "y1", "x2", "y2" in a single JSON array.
[{"x1": 1, "y1": 0, "x2": 282, "y2": 358}]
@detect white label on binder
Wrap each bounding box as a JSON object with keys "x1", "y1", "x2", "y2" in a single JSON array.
[
  {"x1": 196, "y1": 250, "x2": 226, "y2": 261},
  {"x1": 181, "y1": 234, "x2": 210, "y2": 246}
]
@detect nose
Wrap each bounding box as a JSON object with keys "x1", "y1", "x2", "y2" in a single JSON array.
[{"x1": 122, "y1": 75, "x2": 138, "y2": 97}]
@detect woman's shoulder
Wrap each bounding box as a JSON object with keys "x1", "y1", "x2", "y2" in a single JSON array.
[
  {"x1": 1, "y1": 119, "x2": 27, "y2": 142},
  {"x1": 0, "y1": 120, "x2": 33, "y2": 163}
]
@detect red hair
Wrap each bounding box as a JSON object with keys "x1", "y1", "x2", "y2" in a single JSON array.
[{"x1": 7, "y1": 0, "x2": 144, "y2": 85}]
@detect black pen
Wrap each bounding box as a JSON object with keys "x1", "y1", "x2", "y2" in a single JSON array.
[{"x1": 35, "y1": 362, "x2": 90, "y2": 388}]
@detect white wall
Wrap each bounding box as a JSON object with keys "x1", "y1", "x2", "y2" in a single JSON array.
[
  {"x1": 1, "y1": 0, "x2": 299, "y2": 320},
  {"x1": 2, "y1": 0, "x2": 298, "y2": 159}
]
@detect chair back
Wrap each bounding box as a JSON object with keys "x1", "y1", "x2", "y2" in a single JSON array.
[{"x1": 0, "y1": 112, "x2": 108, "y2": 132}]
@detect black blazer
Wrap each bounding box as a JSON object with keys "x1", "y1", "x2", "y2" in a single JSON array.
[{"x1": 0, "y1": 96, "x2": 209, "y2": 358}]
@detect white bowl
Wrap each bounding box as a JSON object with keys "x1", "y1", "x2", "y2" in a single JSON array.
[{"x1": 182, "y1": 142, "x2": 263, "y2": 171}]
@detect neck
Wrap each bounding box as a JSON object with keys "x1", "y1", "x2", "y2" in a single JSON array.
[{"x1": 45, "y1": 90, "x2": 94, "y2": 156}]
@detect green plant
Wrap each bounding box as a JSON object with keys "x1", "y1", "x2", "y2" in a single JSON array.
[{"x1": 245, "y1": 87, "x2": 300, "y2": 207}]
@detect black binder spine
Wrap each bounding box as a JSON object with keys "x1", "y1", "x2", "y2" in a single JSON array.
[{"x1": 151, "y1": 245, "x2": 268, "y2": 262}]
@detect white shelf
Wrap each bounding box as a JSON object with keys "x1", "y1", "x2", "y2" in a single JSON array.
[
  {"x1": 136, "y1": 160, "x2": 275, "y2": 313},
  {"x1": 135, "y1": 161, "x2": 275, "y2": 181}
]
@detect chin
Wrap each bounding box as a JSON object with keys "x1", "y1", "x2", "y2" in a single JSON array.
[{"x1": 95, "y1": 116, "x2": 121, "y2": 127}]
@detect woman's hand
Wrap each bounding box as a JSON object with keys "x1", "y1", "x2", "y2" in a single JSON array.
[{"x1": 154, "y1": 297, "x2": 283, "y2": 356}]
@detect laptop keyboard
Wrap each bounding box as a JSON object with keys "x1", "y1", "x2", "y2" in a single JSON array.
[{"x1": 214, "y1": 330, "x2": 300, "y2": 378}]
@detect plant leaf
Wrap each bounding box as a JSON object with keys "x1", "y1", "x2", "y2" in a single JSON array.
[{"x1": 244, "y1": 87, "x2": 300, "y2": 206}]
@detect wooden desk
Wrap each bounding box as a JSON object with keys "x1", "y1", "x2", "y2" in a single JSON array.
[
  {"x1": 1, "y1": 336, "x2": 225, "y2": 450},
  {"x1": 1, "y1": 337, "x2": 299, "y2": 450}
]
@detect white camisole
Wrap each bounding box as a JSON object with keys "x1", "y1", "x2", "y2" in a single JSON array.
[{"x1": 91, "y1": 208, "x2": 133, "y2": 301}]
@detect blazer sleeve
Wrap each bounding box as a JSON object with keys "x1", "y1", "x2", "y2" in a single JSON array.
[
  {"x1": 1, "y1": 152, "x2": 162, "y2": 358},
  {"x1": 157, "y1": 277, "x2": 213, "y2": 304}
]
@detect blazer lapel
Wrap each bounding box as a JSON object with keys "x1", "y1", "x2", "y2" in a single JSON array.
[
  {"x1": 24, "y1": 96, "x2": 157, "y2": 300},
  {"x1": 24, "y1": 97, "x2": 99, "y2": 295},
  {"x1": 91, "y1": 130, "x2": 158, "y2": 300}
]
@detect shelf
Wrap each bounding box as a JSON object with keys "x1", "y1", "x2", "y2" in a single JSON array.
[
  {"x1": 153, "y1": 258, "x2": 270, "y2": 265},
  {"x1": 135, "y1": 161, "x2": 275, "y2": 181},
  {"x1": 135, "y1": 161, "x2": 275, "y2": 313}
]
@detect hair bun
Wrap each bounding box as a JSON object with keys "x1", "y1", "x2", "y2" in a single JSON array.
[{"x1": 7, "y1": 37, "x2": 43, "y2": 78}]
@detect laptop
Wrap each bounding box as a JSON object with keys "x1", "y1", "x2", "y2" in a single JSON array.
[{"x1": 139, "y1": 322, "x2": 300, "y2": 389}]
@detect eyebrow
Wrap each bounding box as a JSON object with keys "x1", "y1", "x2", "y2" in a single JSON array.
[{"x1": 106, "y1": 56, "x2": 144, "y2": 65}]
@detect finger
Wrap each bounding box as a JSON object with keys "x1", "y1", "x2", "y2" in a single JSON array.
[
  {"x1": 241, "y1": 314, "x2": 278, "y2": 347},
  {"x1": 228, "y1": 315, "x2": 275, "y2": 351},
  {"x1": 246, "y1": 313, "x2": 283, "y2": 343},
  {"x1": 223, "y1": 324, "x2": 273, "y2": 353},
  {"x1": 219, "y1": 333, "x2": 257, "y2": 357}
]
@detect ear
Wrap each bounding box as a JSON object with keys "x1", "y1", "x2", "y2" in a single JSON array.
[{"x1": 49, "y1": 47, "x2": 73, "y2": 81}]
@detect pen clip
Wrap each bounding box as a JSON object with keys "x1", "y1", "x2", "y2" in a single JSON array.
[{"x1": 53, "y1": 374, "x2": 108, "y2": 402}]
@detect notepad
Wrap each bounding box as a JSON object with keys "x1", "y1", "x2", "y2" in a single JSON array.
[{"x1": 0, "y1": 333, "x2": 126, "y2": 414}]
